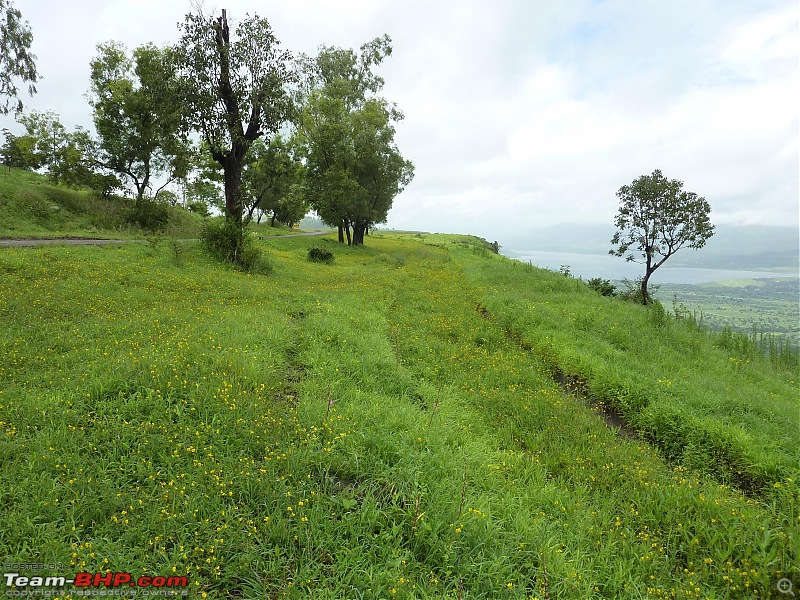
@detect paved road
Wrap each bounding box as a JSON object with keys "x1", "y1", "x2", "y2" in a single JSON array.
[{"x1": 0, "y1": 231, "x2": 331, "y2": 248}]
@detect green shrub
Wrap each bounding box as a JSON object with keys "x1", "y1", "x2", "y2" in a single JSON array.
[
  {"x1": 186, "y1": 200, "x2": 210, "y2": 217},
  {"x1": 127, "y1": 200, "x2": 170, "y2": 231},
  {"x1": 587, "y1": 277, "x2": 617, "y2": 297},
  {"x1": 89, "y1": 173, "x2": 123, "y2": 198},
  {"x1": 307, "y1": 246, "x2": 334, "y2": 264},
  {"x1": 201, "y1": 218, "x2": 271, "y2": 273},
  {"x1": 647, "y1": 299, "x2": 669, "y2": 328},
  {"x1": 203, "y1": 219, "x2": 244, "y2": 262},
  {"x1": 617, "y1": 276, "x2": 661, "y2": 304}
]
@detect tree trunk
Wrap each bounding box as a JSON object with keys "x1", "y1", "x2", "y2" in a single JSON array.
[
  {"x1": 641, "y1": 271, "x2": 652, "y2": 305},
  {"x1": 352, "y1": 219, "x2": 366, "y2": 245},
  {"x1": 223, "y1": 155, "x2": 244, "y2": 223},
  {"x1": 132, "y1": 173, "x2": 149, "y2": 206},
  {"x1": 337, "y1": 222, "x2": 344, "y2": 243},
  {"x1": 270, "y1": 213, "x2": 277, "y2": 227},
  {"x1": 214, "y1": 10, "x2": 252, "y2": 228}
]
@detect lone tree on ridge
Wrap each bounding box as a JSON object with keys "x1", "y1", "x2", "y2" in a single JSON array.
[{"x1": 609, "y1": 169, "x2": 714, "y2": 304}]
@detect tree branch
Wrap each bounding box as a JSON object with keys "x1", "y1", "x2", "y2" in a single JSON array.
[{"x1": 213, "y1": 10, "x2": 244, "y2": 143}]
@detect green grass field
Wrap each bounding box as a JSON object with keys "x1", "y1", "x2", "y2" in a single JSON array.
[{"x1": 1, "y1": 231, "x2": 797, "y2": 599}]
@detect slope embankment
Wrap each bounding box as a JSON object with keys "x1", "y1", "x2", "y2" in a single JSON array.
[{"x1": 446, "y1": 237, "x2": 799, "y2": 496}]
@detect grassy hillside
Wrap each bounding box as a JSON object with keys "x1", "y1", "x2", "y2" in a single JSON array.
[
  {"x1": 0, "y1": 232, "x2": 797, "y2": 599},
  {"x1": 0, "y1": 167, "x2": 304, "y2": 240},
  {"x1": 0, "y1": 167, "x2": 205, "y2": 238}
]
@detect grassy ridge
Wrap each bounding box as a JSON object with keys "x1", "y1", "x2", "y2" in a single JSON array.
[
  {"x1": 437, "y1": 235, "x2": 798, "y2": 494},
  {"x1": 0, "y1": 234, "x2": 797, "y2": 598},
  {"x1": 0, "y1": 168, "x2": 202, "y2": 238},
  {"x1": 0, "y1": 167, "x2": 129, "y2": 237},
  {"x1": 0, "y1": 167, "x2": 307, "y2": 239}
]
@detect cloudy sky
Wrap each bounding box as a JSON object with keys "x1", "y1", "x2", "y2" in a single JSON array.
[{"x1": 4, "y1": 0, "x2": 798, "y2": 242}]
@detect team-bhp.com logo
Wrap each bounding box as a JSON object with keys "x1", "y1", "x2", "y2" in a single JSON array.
[{"x1": 3, "y1": 570, "x2": 188, "y2": 596}]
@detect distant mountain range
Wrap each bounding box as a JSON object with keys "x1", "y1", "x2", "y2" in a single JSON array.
[{"x1": 501, "y1": 224, "x2": 799, "y2": 271}]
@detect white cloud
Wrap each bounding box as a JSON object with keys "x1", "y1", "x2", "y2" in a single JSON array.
[{"x1": 717, "y1": 3, "x2": 797, "y2": 79}]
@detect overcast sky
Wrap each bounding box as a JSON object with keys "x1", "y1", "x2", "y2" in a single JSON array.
[{"x1": 4, "y1": 0, "x2": 798, "y2": 242}]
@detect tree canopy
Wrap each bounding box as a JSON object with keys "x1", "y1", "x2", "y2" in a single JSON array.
[
  {"x1": 173, "y1": 9, "x2": 295, "y2": 225},
  {"x1": 0, "y1": 0, "x2": 39, "y2": 114},
  {"x1": 241, "y1": 136, "x2": 306, "y2": 226},
  {"x1": 1, "y1": 128, "x2": 38, "y2": 169},
  {"x1": 610, "y1": 169, "x2": 714, "y2": 304},
  {"x1": 16, "y1": 110, "x2": 66, "y2": 168},
  {"x1": 88, "y1": 42, "x2": 190, "y2": 203},
  {"x1": 14, "y1": 110, "x2": 115, "y2": 193},
  {"x1": 296, "y1": 37, "x2": 413, "y2": 245}
]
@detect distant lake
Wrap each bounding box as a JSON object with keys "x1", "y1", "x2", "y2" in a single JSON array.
[{"x1": 503, "y1": 250, "x2": 798, "y2": 285}]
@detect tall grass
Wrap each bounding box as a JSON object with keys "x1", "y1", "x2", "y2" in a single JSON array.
[
  {"x1": 0, "y1": 234, "x2": 797, "y2": 598},
  {"x1": 670, "y1": 298, "x2": 799, "y2": 371},
  {"x1": 714, "y1": 325, "x2": 798, "y2": 371},
  {"x1": 448, "y1": 243, "x2": 798, "y2": 497}
]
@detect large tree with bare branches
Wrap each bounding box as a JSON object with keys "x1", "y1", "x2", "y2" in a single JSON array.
[{"x1": 173, "y1": 8, "x2": 294, "y2": 225}]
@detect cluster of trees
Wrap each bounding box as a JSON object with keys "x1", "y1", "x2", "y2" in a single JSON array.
[
  {"x1": 295, "y1": 36, "x2": 413, "y2": 245},
  {"x1": 0, "y1": 2, "x2": 413, "y2": 248},
  {"x1": 2, "y1": 110, "x2": 122, "y2": 197},
  {"x1": 4, "y1": 1, "x2": 711, "y2": 282}
]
